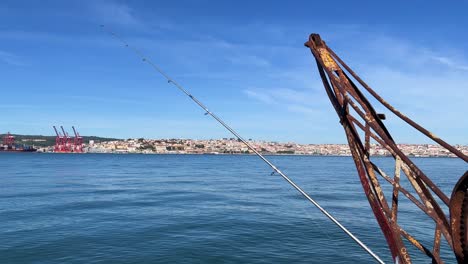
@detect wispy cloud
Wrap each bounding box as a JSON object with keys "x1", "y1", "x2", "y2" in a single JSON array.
[
  {"x1": 0, "y1": 50, "x2": 27, "y2": 66},
  {"x1": 244, "y1": 88, "x2": 322, "y2": 117},
  {"x1": 227, "y1": 55, "x2": 271, "y2": 67},
  {"x1": 269, "y1": 88, "x2": 318, "y2": 105},
  {"x1": 430, "y1": 55, "x2": 468, "y2": 71},
  {"x1": 63, "y1": 95, "x2": 155, "y2": 106},
  {"x1": 243, "y1": 27, "x2": 468, "y2": 142},
  {"x1": 0, "y1": 104, "x2": 36, "y2": 109},
  {"x1": 90, "y1": 0, "x2": 142, "y2": 28},
  {"x1": 244, "y1": 90, "x2": 275, "y2": 104},
  {"x1": 286, "y1": 104, "x2": 320, "y2": 115}
]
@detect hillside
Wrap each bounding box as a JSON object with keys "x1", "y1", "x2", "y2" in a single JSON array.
[{"x1": 0, "y1": 134, "x2": 120, "y2": 148}]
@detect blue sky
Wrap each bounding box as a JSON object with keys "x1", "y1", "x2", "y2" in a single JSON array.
[{"x1": 1, "y1": 1, "x2": 467, "y2": 144}]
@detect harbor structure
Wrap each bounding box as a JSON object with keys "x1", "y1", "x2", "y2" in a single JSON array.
[{"x1": 52, "y1": 126, "x2": 84, "y2": 153}]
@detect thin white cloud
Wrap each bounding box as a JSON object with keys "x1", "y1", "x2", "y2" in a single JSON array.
[
  {"x1": 91, "y1": 0, "x2": 142, "y2": 27},
  {"x1": 243, "y1": 28, "x2": 468, "y2": 143},
  {"x1": 0, "y1": 50, "x2": 27, "y2": 66},
  {"x1": 286, "y1": 105, "x2": 319, "y2": 116},
  {"x1": 227, "y1": 55, "x2": 270, "y2": 67},
  {"x1": 269, "y1": 88, "x2": 316, "y2": 105},
  {"x1": 430, "y1": 56, "x2": 468, "y2": 71},
  {"x1": 0, "y1": 104, "x2": 35, "y2": 109},
  {"x1": 244, "y1": 88, "x2": 323, "y2": 117},
  {"x1": 243, "y1": 90, "x2": 275, "y2": 104}
]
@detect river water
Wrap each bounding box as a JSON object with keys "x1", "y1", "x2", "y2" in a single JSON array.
[{"x1": 1, "y1": 153, "x2": 466, "y2": 263}]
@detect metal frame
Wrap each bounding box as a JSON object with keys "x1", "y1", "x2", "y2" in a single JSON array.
[{"x1": 305, "y1": 33, "x2": 468, "y2": 264}]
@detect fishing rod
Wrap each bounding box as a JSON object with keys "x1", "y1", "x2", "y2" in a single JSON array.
[{"x1": 100, "y1": 25, "x2": 385, "y2": 264}]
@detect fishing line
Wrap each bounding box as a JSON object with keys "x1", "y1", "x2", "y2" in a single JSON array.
[{"x1": 100, "y1": 25, "x2": 385, "y2": 264}]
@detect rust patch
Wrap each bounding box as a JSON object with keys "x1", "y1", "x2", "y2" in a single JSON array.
[{"x1": 450, "y1": 171, "x2": 468, "y2": 263}]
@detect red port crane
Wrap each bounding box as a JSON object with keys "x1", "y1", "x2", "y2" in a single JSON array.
[
  {"x1": 60, "y1": 126, "x2": 71, "y2": 152},
  {"x1": 53, "y1": 126, "x2": 64, "y2": 152},
  {"x1": 72, "y1": 126, "x2": 83, "y2": 153},
  {"x1": 2, "y1": 132, "x2": 15, "y2": 149}
]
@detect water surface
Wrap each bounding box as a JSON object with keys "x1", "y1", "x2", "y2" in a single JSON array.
[{"x1": 1, "y1": 153, "x2": 466, "y2": 263}]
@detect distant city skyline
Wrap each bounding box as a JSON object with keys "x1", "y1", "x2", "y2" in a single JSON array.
[{"x1": 1, "y1": 1, "x2": 467, "y2": 144}]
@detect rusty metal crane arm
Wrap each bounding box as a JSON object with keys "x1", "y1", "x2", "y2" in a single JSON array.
[{"x1": 305, "y1": 33, "x2": 468, "y2": 264}]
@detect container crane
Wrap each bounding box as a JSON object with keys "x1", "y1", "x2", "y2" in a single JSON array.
[
  {"x1": 53, "y1": 126, "x2": 64, "y2": 152},
  {"x1": 72, "y1": 126, "x2": 83, "y2": 153},
  {"x1": 60, "y1": 126, "x2": 71, "y2": 152},
  {"x1": 2, "y1": 132, "x2": 15, "y2": 149}
]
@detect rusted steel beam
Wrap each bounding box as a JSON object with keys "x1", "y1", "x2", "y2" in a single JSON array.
[
  {"x1": 391, "y1": 157, "x2": 402, "y2": 222},
  {"x1": 351, "y1": 116, "x2": 452, "y2": 245},
  {"x1": 351, "y1": 105, "x2": 453, "y2": 256},
  {"x1": 341, "y1": 72, "x2": 450, "y2": 206},
  {"x1": 450, "y1": 171, "x2": 468, "y2": 263},
  {"x1": 364, "y1": 124, "x2": 371, "y2": 153},
  {"x1": 371, "y1": 163, "x2": 427, "y2": 213},
  {"x1": 311, "y1": 39, "x2": 452, "y2": 237},
  {"x1": 345, "y1": 124, "x2": 411, "y2": 263},
  {"x1": 305, "y1": 33, "x2": 467, "y2": 263},
  {"x1": 400, "y1": 226, "x2": 443, "y2": 264},
  {"x1": 355, "y1": 116, "x2": 453, "y2": 246},
  {"x1": 325, "y1": 46, "x2": 468, "y2": 163},
  {"x1": 308, "y1": 35, "x2": 451, "y2": 207},
  {"x1": 399, "y1": 163, "x2": 453, "y2": 248},
  {"x1": 433, "y1": 225, "x2": 442, "y2": 261}
]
